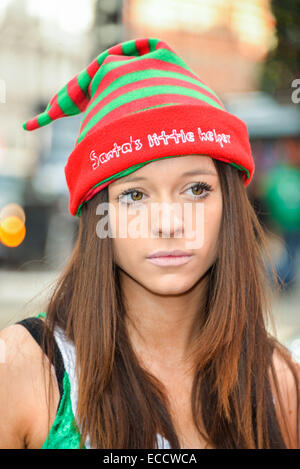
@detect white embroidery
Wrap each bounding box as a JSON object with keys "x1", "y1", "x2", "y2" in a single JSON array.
[
  {"x1": 90, "y1": 136, "x2": 143, "y2": 170},
  {"x1": 148, "y1": 129, "x2": 195, "y2": 147},
  {"x1": 89, "y1": 126, "x2": 232, "y2": 170},
  {"x1": 197, "y1": 127, "x2": 231, "y2": 147}
]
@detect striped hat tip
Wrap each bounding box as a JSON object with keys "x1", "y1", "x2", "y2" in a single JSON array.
[
  {"x1": 22, "y1": 121, "x2": 31, "y2": 131},
  {"x1": 22, "y1": 117, "x2": 42, "y2": 131}
]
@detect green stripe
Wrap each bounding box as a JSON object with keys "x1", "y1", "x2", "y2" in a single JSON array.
[
  {"x1": 135, "y1": 103, "x2": 178, "y2": 112},
  {"x1": 229, "y1": 162, "x2": 250, "y2": 179},
  {"x1": 77, "y1": 84, "x2": 224, "y2": 143},
  {"x1": 76, "y1": 159, "x2": 250, "y2": 217},
  {"x1": 76, "y1": 158, "x2": 250, "y2": 217},
  {"x1": 31, "y1": 102, "x2": 52, "y2": 128},
  {"x1": 121, "y1": 39, "x2": 139, "y2": 56},
  {"x1": 77, "y1": 69, "x2": 92, "y2": 95},
  {"x1": 85, "y1": 69, "x2": 221, "y2": 120},
  {"x1": 148, "y1": 38, "x2": 161, "y2": 51},
  {"x1": 37, "y1": 111, "x2": 52, "y2": 127},
  {"x1": 57, "y1": 84, "x2": 82, "y2": 116},
  {"x1": 96, "y1": 49, "x2": 109, "y2": 66},
  {"x1": 90, "y1": 49, "x2": 211, "y2": 98}
]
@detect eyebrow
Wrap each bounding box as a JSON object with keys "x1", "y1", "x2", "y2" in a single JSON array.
[{"x1": 113, "y1": 169, "x2": 217, "y2": 185}]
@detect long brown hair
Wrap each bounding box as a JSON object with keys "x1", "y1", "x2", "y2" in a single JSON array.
[{"x1": 41, "y1": 159, "x2": 300, "y2": 448}]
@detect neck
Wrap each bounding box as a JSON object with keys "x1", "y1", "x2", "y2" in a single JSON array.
[{"x1": 120, "y1": 270, "x2": 210, "y2": 371}]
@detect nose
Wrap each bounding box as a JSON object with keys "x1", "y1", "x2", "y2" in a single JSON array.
[{"x1": 150, "y1": 201, "x2": 184, "y2": 239}]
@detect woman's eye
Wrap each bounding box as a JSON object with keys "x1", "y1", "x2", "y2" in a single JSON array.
[
  {"x1": 118, "y1": 189, "x2": 145, "y2": 205},
  {"x1": 118, "y1": 182, "x2": 212, "y2": 205},
  {"x1": 185, "y1": 182, "x2": 212, "y2": 199}
]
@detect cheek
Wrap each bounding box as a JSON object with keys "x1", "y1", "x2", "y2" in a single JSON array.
[
  {"x1": 112, "y1": 234, "x2": 142, "y2": 269},
  {"x1": 201, "y1": 198, "x2": 222, "y2": 258},
  {"x1": 187, "y1": 196, "x2": 222, "y2": 261}
]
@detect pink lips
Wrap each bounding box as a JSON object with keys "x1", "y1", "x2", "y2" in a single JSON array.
[{"x1": 146, "y1": 250, "x2": 193, "y2": 266}]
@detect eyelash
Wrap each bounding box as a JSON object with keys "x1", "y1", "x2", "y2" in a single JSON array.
[{"x1": 118, "y1": 182, "x2": 213, "y2": 205}]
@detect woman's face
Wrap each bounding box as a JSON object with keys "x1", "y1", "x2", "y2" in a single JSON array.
[{"x1": 108, "y1": 155, "x2": 223, "y2": 295}]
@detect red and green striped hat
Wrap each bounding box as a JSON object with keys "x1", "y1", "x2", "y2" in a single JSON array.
[{"x1": 23, "y1": 37, "x2": 255, "y2": 217}]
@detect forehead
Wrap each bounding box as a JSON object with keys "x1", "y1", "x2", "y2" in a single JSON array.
[{"x1": 110, "y1": 155, "x2": 218, "y2": 188}]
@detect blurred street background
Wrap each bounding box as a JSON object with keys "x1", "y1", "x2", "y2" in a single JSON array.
[{"x1": 0, "y1": 0, "x2": 299, "y2": 359}]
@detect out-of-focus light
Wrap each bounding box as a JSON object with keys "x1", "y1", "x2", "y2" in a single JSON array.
[
  {"x1": 132, "y1": 0, "x2": 218, "y2": 32},
  {"x1": 0, "y1": 216, "x2": 26, "y2": 248},
  {"x1": 26, "y1": 0, "x2": 94, "y2": 34},
  {"x1": 0, "y1": 203, "x2": 26, "y2": 225},
  {"x1": 230, "y1": 0, "x2": 276, "y2": 50},
  {"x1": 130, "y1": 0, "x2": 276, "y2": 56},
  {"x1": 0, "y1": 204, "x2": 26, "y2": 248}
]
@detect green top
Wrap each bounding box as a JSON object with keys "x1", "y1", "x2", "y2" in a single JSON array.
[{"x1": 42, "y1": 371, "x2": 85, "y2": 449}]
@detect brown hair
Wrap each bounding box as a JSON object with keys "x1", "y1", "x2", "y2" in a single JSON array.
[{"x1": 41, "y1": 159, "x2": 300, "y2": 449}]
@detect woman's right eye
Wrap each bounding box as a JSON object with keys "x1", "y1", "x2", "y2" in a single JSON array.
[{"x1": 118, "y1": 189, "x2": 146, "y2": 205}]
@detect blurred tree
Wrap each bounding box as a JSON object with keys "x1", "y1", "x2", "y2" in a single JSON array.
[
  {"x1": 89, "y1": 0, "x2": 124, "y2": 59},
  {"x1": 258, "y1": 0, "x2": 300, "y2": 100}
]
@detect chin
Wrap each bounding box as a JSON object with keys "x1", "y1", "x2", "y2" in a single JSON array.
[{"x1": 144, "y1": 277, "x2": 198, "y2": 296}]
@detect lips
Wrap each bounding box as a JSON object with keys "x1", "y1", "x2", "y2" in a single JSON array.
[
  {"x1": 146, "y1": 250, "x2": 193, "y2": 267},
  {"x1": 146, "y1": 250, "x2": 193, "y2": 258}
]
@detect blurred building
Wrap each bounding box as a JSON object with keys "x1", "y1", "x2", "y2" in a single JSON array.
[
  {"x1": 223, "y1": 91, "x2": 300, "y2": 218},
  {"x1": 123, "y1": 0, "x2": 277, "y2": 95},
  {"x1": 0, "y1": 0, "x2": 126, "y2": 269},
  {"x1": 0, "y1": 0, "x2": 94, "y2": 268}
]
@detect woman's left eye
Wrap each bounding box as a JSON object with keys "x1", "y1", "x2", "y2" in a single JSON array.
[
  {"x1": 118, "y1": 182, "x2": 212, "y2": 205},
  {"x1": 185, "y1": 182, "x2": 212, "y2": 199}
]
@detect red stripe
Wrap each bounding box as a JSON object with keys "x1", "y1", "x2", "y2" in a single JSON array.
[
  {"x1": 135, "y1": 38, "x2": 151, "y2": 55},
  {"x1": 103, "y1": 55, "x2": 134, "y2": 64},
  {"x1": 67, "y1": 73, "x2": 90, "y2": 112},
  {"x1": 49, "y1": 92, "x2": 58, "y2": 106},
  {"x1": 88, "y1": 58, "x2": 219, "y2": 109},
  {"x1": 108, "y1": 43, "x2": 123, "y2": 55},
  {"x1": 80, "y1": 94, "x2": 210, "y2": 143},
  {"x1": 48, "y1": 94, "x2": 68, "y2": 120},
  {"x1": 156, "y1": 41, "x2": 176, "y2": 53},
  {"x1": 86, "y1": 58, "x2": 101, "y2": 98},
  {"x1": 81, "y1": 58, "x2": 224, "y2": 131},
  {"x1": 80, "y1": 75, "x2": 224, "y2": 135},
  {"x1": 25, "y1": 116, "x2": 39, "y2": 130},
  {"x1": 86, "y1": 58, "x2": 100, "y2": 78}
]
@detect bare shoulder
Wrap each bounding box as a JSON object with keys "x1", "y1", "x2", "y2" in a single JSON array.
[
  {"x1": 271, "y1": 345, "x2": 300, "y2": 396},
  {"x1": 270, "y1": 345, "x2": 300, "y2": 448},
  {"x1": 0, "y1": 322, "x2": 59, "y2": 449}
]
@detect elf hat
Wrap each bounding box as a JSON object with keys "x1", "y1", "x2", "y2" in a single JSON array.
[{"x1": 23, "y1": 37, "x2": 255, "y2": 217}]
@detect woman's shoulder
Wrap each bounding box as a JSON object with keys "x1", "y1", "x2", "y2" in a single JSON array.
[
  {"x1": 271, "y1": 345, "x2": 300, "y2": 397},
  {"x1": 0, "y1": 320, "x2": 60, "y2": 448},
  {"x1": 270, "y1": 344, "x2": 300, "y2": 448}
]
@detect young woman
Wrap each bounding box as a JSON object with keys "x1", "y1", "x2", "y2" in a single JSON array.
[{"x1": 0, "y1": 38, "x2": 299, "y2": 449}]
